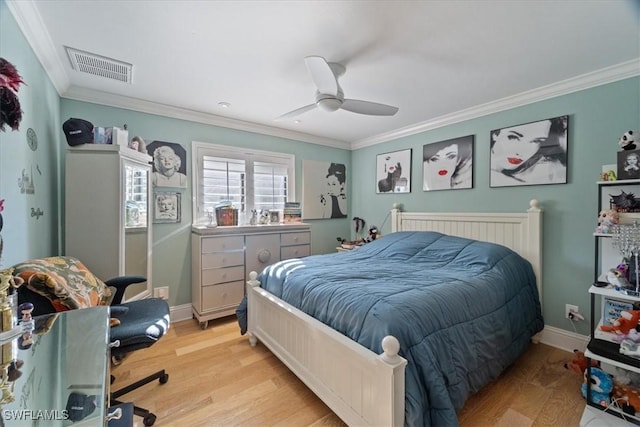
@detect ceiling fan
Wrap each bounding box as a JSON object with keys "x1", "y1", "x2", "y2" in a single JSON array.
[{"x1": 276, "y1": 56, "x2": 399, "y2": 121}]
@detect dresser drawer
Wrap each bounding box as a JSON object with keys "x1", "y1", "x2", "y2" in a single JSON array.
[
  {"x1": 281, "y1": 232, "x2": 310, "y2": 246},
  {"x1": 201, "y1": 236, "x2": 244, "y2": 253},
  {"x1": 202, "y1": 281, "x2": 244, "y2": 312},
  {"x1": 281, "y1": 244, "x2": 310, "y2": 259},
  {"x1": 201, "y1": 251, "x2": 244, "y2": 269},
  {"x1": 202, "y1": 265, "x2": 245, "y2": 286}
]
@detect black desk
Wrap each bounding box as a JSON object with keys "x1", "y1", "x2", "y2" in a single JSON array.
[{"x1": 0, "y1": 307, "x2": 110, "y2": 426}]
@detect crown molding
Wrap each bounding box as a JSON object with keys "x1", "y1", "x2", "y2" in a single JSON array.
[
  {"x1": 351, "y1": 58, "x2": 640, "y2": 150},
  {"x1": 62, "y1": 86, "x2": 350, "y2": 149},
  {"x1": 7, "y1": 0, "x2": 70, "y2": 94},
  {"x1": 9, "y1": 1, "x2": 638, "y2": 152}
]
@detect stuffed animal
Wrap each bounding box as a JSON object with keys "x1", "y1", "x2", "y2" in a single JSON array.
[
  {"x1": 619, "y1": 130, "x2": 638, "y2": 151},
  {"x1": 258, "y1": 210, "x2": 270, "y2": 225},
  {"x1": 582, "y1": 367, "x2": 613, "y2": 407},
  {"x1": 595, "y1": 209, "x2": 619, "y2": 234},
  {"x1": 600, "y1": 310, "x2": 640, "y2": 335},
  {"x1": 613, "y1": 381, "x2": 640, "y2": 415},
  {"x1": 564, "y1": 349, "x2": 599, "y2": 375}
]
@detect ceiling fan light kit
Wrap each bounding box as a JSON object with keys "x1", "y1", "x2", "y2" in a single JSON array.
[{"x1": 276, "y1": 55, "x2": 399, "y2": 121}]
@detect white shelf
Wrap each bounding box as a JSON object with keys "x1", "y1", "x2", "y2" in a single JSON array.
[
  {"x1": 581, "y1": 404, "x2": 638, "y2": 426},
  {"x1": 585, "y1": 348, "x2": 640, "y2": 374},
  {"x1": 589, "y1": 285, "x2": 640, "y2": 303},
  {"x1": 598, "y1": 179, "x2": 640, "y2": 185}
]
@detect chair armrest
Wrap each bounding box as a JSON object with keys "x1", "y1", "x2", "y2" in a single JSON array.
[{"x1": 104, "y1": 276, "x2": 146, "y2": 304}]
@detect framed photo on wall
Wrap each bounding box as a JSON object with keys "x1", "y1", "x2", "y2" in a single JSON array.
[
  {"x1": 490, "y1": 115, "x2": 568, "y2": 187},
  {"x1": 423, "y1": 136, "x2": 473, "y2": 191},
  {"x1": 376, "y1": 149, "x2": 411, "y2": 193},
  {"x1": 146, "y1": 140, "x2": 188, "y2": 188},
  {"x1": 617, "y1": 149, "x2": 640, "y2": 180},
  {"x1": 153, "y1": 192, "x2": 181, "y2": 223},
  {"x1": 302, "y1": 160, "x2": 348, "y2": 219}
]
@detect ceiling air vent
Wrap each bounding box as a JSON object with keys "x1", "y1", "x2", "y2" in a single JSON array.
[{"x1": 65, "y1": 46, "x2": 132, "y2": 83}]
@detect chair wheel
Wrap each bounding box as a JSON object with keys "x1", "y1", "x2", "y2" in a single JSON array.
[
  {"x1": 143, "y1": 413, "x2": 156, "y2": 426},
  {"x1": 159, "y1": 373, "x2": 169, "y2": 384},
  {"x1": 111, "y1": 354, "x2": 125, "y2": 366}
]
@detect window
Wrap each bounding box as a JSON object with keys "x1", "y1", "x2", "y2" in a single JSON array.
[{"x1": 192, "y1": 142, "x2": 295, "y2": 225}]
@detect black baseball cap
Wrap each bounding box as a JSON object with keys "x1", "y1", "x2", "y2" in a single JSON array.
[{"x1": 62, "y1": 118, "x2": 94, "y2": 146}]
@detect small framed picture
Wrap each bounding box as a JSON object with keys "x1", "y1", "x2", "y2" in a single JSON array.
[
  {"x1": 617, "y1": 149, "x2": 640, "y2": 181},
  {"x1": 269, "y1": 210, "x2": 280, "y2": 224},
  {"x1": 376, "y1": 149, "x2": 411, "y2": 193},
  {"x1": 153, "y1": 192, "x2": 181, "y2": 223}
]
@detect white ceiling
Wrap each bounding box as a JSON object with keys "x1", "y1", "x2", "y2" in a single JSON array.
[{"x1": 8, "y1": 0, "x2": 640, "y2": 149}]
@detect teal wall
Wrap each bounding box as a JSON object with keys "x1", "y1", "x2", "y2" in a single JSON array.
[
  {"x1": 0, "y1": 0, "x2": 62, "y2": 267},
  {"x1": 60, "y1": 100, "x2": 351, "y2": 306},
  {"x1": 352, "y1": 77, "x2": 640, "y2": 335}
]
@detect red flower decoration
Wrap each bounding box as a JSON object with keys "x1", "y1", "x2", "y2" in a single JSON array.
[
  {"x1": 0, "y1": 87, "x2": 22, "y2": 131},
  {"x1": 0, "y1": 58, "x2": 25, "y2": 92},
  {"x1": 0, "y1": 58, "x2": 25, "y2": 132}
]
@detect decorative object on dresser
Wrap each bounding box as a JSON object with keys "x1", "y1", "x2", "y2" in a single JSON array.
[
  {"x1": 245, "y1": 200, "x2": 543, "y2": 426},
  {"x1": 191, "y1": 223, "x2": 311, "y2": 329}
]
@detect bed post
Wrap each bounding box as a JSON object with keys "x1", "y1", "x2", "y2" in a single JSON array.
[
  {"x1": 390, "y1": 203, "x2": 402, "y2": 233},
  {"x1": 527, "y1": 199, "x2": 543, "y2": 344},
  {"x1": 246, "y1": 271, "x2": 260, "y2": 347}
]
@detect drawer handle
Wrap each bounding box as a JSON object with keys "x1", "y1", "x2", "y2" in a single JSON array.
[{"x1": 258, "y1": 249, "x2": 271, "y2": 263}]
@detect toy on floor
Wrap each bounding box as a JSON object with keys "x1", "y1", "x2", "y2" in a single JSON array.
[
  {"x1": 600, "y1": 309, "x2": 640, "y2": 335},
  {"x1": 582, "y1": 367, "x2": 613, "y2": 407},
  {"x1": 564, "y1": 349, "x2": 599, "y2": 375}
]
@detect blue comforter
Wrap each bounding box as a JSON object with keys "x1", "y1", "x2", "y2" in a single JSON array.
[{"x1": 245, "y1": 231, "x2": 544, "y2": 426}]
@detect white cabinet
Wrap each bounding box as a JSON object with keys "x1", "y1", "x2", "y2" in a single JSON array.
[
  {"x1": 582, "y1": 179, "x2": 640, "y2": 425},
  {"x1": 65, "y1": 144, "x2": 152, "y2": 301},
  {"x1": 191, "y1": 224, "x2": 311, "y2": 329}
]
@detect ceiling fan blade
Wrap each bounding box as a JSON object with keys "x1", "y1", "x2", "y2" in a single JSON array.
[
  {"x1": 304, "y1": 56, "x2": 338, "y2": 96},
  {"x1": 274, "y1": 104, "x2": 317, "y2": 121},
  {"x1": 341, "y1": 99, "x2": 399, "y2": 116}
]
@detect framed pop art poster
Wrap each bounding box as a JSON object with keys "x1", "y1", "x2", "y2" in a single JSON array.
[
  {"x1": 490, "y1": 115, "x2": 568, "y2": 187},
  {"x1": 422, "y1": 136, "x2": 473, "y2": 191},
  {"x1": 376, "y1": 149, "x2": 411, "y2": 193}
]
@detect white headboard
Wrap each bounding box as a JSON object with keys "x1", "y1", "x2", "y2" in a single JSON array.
[{"x1": 391, "y1": 199, "x2": 543, "y2": 306}]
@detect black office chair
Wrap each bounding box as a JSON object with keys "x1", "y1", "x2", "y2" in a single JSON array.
[{"x1": 10, "y1": 256, "x2": 170, "y2": 427}]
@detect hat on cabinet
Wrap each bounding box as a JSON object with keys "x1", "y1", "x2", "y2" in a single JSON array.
[{"x1": 62, "y1": 118, "x2": 94, "y2": 146}]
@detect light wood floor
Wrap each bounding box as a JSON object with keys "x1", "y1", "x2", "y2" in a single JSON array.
[{"x1": 111, "y1": 316, "x2": 585, "y2": 426}]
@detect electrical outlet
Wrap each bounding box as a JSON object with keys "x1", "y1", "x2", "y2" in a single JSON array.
[
  {"x1": 565, "y1": 304, "x2": 579, "y2": 320},
  {"x1": 154, "y1": 286, "x2": 169, "y2": 300}
]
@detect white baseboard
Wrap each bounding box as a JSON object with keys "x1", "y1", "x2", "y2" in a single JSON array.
[
  {"x1": 538, "y1": 325, "x2": 590, "y2": 353},
  {"x1": 169, "y1": 303, "x2": 194, "y2": 323}
]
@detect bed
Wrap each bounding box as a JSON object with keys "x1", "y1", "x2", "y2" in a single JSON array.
[{"x1": 244, "y1": 200, "x2": 544, "y2": 426}]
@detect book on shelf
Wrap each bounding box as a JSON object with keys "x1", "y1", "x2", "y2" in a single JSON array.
[
  {"x1": 283, "y1": 202, "x2": 302, "y2": 223},
  {"x1": 594, "y1": 297, "x2": 635, "y2": 343}
]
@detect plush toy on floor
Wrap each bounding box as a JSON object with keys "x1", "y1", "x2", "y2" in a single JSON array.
[
  {"x1": 582, "y1": 367, "x2": 613, "y2": 407},
  {"x1": 564, "y1": 349, "x2": 599, "y2": 375}
]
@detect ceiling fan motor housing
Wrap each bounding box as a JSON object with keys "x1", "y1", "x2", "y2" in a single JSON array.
[{"x1": 315, "y1": 91, "x2": 343, "y2": 112}]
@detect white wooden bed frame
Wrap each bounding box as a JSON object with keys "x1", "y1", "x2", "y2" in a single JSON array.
[{"x1": 246, "y1": 200, "x2": 543, "y2": 426}]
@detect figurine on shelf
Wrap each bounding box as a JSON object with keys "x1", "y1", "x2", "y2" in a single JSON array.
[{"x1": 595, "y1": 209, "x2": 619, "y2": 234}]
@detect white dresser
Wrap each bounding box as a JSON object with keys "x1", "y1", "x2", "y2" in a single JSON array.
[{"x1": 191, "y1": 223, "x2": 311, "y2": 329}]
